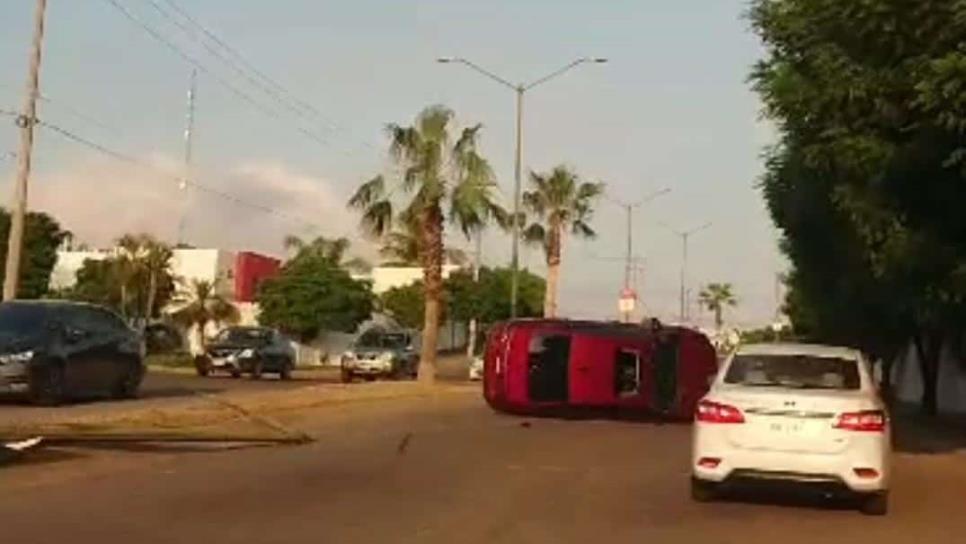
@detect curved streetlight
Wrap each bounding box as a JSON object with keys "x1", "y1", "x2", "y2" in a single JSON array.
[
  {"x1": 660, "y1": 221, "x2": 712, "y2": 323},
  {"x1": 437, "y1": 56, "x2": 607, "y2": 317}
]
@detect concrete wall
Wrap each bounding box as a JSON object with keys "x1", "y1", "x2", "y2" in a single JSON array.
[{"x1": 892, "y1": 343, "x2": 966, "y2": 414}]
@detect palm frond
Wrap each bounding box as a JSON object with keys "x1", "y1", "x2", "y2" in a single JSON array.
[
  {"x1": 348, "y1": 175, "x2": 386, "y2": 210},
  {"x1": 523, "y1": 223, "x2": 548, "y2": 249},
  {"x1": 571, "y1": 220, "x2": 597, "y2": 239},
  {"x1": 359, "y1": 200, "x2": 394, "y2": 238}
]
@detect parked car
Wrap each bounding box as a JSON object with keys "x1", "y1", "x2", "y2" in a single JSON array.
[
  {"x1": 340, "y1": 330, "x2": 417, "y2": 382},
  {"x1": 195, "y1": 326, "x2": 294, "y2": 379},
  {"x1": 691, "y1": 343, "x2": 891, "y2": 515},
  {"x1": 0, "y1": 300, "x2": 145, "y2": 405}
]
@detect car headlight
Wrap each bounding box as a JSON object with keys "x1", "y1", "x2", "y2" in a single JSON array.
[
  {"x1": 0, "y1": 350, "x2": 34, "y2": 365},
  {"x1": 238, "y1": 348, "x2": 255, "y2": 358}
]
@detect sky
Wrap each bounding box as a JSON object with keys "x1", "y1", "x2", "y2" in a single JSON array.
[{"x1": 0, "y1": 0, "x2": 785, "y2": 328}]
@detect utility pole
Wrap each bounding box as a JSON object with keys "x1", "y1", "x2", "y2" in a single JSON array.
[
  {"x1": 3, "y1": 0, "x2": 48, "y2": 301},
  {"x1": 177, "y1": 69, "x2": 197, "y2": 247},
  {"x1": 466, "y1": 232, "x2": 482, "y2": 359},
  {"x1": 612, "y1": 188, "x2": 669, "y2": 323},
  {"x1": 663, "y1": 222, "x2": 711, "y2": 324},
  {"x1": 510, "y1": 86, "x2": 523, "y2": 318}
]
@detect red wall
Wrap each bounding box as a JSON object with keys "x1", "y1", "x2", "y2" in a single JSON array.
[{"x1": 234, "y1": 252, "x2": 281, "y2": 302}]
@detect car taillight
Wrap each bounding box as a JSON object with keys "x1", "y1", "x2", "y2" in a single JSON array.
[
  {"x1": 695, "y1": 399, "x2": 745, "y2": 424},
  {"x1": 834, "y1": 410, "x2": 887, "y2": 432}
]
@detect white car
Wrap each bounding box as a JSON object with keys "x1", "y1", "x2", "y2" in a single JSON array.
[{"x1": 691, "y1": 343, "x2": 891, "y2": 515}]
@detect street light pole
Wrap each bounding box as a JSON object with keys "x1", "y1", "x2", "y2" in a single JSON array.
[
  {"x1": 437, "y1": 56, "x2": 607, "y2": 317},
  {"x1": 662, "y1": 222, "x2": 711, "y2": 324},
  {"x1": 609, "y1": 188, "x2": 669, "y2": 323},
  {"x1": 4, "y1": 0, "x2": 48, "y2": 301},
  {"x1": 510, "y1": 86, "x2": 523, "y2": 317}
]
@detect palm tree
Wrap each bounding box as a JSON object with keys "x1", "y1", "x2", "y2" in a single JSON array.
[
  {"x1": 378, "y1": 217, "x2": 468, "y2": 266},
  {"x1": 114, "y1": 234, "x2": 174, "y2": 325},
  {"x1": 521, "y1": 166, "x2": 604, "y2": 318},
  {"x1": 283, "y1": 235, "x2": 370, "y2": 272},
  {"x1": 169, "y1": 279, "x2": 240, "y2": 353},
  {"x1": 698, "y1": 282, "x2": 738, "y2": 329},
  {"x1": 349, "y1": 105, "x2": 504, "y2": 384}
]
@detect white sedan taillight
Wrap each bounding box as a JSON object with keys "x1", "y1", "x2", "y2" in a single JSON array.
[
  {"x1": 834, "y1": 410, "x2": 887, "y2": 432},
  {"x1": 695, "y1": 399, "x2": 745, "y2": 424}
]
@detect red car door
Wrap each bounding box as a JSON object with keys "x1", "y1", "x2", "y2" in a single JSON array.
[{"x1": 568, "y1": 334, "x2": 616, "y2": 407}]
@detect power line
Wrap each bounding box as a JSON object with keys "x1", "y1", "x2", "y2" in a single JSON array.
[
  {"x1": 143, "y1": 0, "x2": 320, "y2": 131},
  {"x1": 160, "y1": 0, "x2": 376, "y2": 152},
  {"x1": 37, "y1": 118, "x2": 331, "y2": 232},
  {"x1": 102, "y1": 0, "x2": 333, "y2": 149}
]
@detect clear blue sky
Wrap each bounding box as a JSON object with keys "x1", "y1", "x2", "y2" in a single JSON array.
[{"x1": 0, "y1": 0, "x2": 784, "y2": 327}]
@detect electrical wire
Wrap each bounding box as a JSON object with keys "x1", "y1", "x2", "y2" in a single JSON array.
[
  {"x1": 159, "y1": 0, "x2": 377, "y2": 152},
  {"x1": 102, "y1": 0, "x2": 333, "y2": 149},
  {"x1": 37, "y1": 118, "x2": 331, "y2": 231}
]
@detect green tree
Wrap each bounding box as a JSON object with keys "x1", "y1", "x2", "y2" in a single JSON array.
[
  {"x1": 0, "y1": 210, "x2": 69, "y2": 299},
  {"x1": 257, "y1": 252, "x2": 373, "y2": 341},
  {"x1": 751, "y1": 0, "x2": 966, "y2": 414},
  {"x1": 521, "y1": 166, "x2": 603, "y2": 318},
  {"x1": 698, "y1": 283, "x2": 737, "y2": 330},
  {"x1": 283, "y1": 234, "x2": 370, "y2": 273},
  {"x1": 170, "y1": 279, "x2": 240, "y2": 352},
  {"x1": 349, "y1": 105, "x2": 505, "y2": 384},
  {"x1": 65, "y1": 234, "x2": 175, "y2": 324},
  {"x1": 381, "y1": 281, "x2": 435, "y2": 330},
  {"x1": 445, "y1": 266, "x2": 544, "y2": 326}
]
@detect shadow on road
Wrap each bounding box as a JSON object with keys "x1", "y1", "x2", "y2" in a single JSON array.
[
  {"x1": 715, "y1": 486, "x2": 859, "y2": 512},
  {"x1": 891, "y1": 405, "x2": 966, "y2": 454}
]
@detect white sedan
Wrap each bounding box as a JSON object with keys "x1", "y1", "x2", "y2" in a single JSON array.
[{"x1": 691, "y1": 343, "x2": 891, "y2": 515}]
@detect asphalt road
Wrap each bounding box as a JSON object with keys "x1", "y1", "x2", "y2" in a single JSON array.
[
  {"x1": 0, "y1": 358, "x2": 472, "y2": 425},
  {"x1": 2, "y1": 392, "x2": 965, "y2": 543}
]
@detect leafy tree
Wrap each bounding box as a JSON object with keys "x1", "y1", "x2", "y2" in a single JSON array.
[
  {"x1": 381, "y1": 267, "x2": 544, "y2": 345},
  {"x1": 751, "y1": 0, "x2": 966, "y2": 414},
  {"x1": 446, "y1": 266, "x2": 544, "y2": 326},
  {"x1": 698, "y1": 283, "x2": 737, "y2": 330},
  {"x1": 64, "y1": 234, "x2": 175, "y2": 324},
  {"x1": 349, "y1": 105, "x2": 505, "y2": 384},
  {"x1": 257, "y1": 252, "x2": 373, "y2": 342},
  {"x1": 381, "y1": 281, "x2": 437, "y2": 330},
  {"x1": 0, "y1": 209, "x2": 69, "y2": 299},
  {"x1": 170, "y1": 279, "x2": 240, "y2": 351},
  {"x1": 283, "y1": 234, "x2": 370, "y2": 273},
  {"x1": 521, "y1": 166, "x2": 603, "y2": 318}
]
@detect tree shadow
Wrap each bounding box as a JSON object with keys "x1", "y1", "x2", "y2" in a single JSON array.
[{"x1": 891, "y1": 404, "x2": 966, "y2": 454}]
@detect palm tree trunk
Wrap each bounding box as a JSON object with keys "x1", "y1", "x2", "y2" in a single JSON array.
[
  {"x1": 417, "y1": 205, "x2": 444, "y2": 385},
  {"x1": 544, "y1": 224, "x2": 562, "y2": 318},
  {"x1": 145, "y1": 270, "x2": 157, "y2": 329},
  {"x1": 714, "y1": 306, "x2": 723, "y2": 330}
]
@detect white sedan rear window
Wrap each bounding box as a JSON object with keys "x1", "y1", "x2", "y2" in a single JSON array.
[{"x1": 724, "y1": 354, "x2": 860, "y2": 390}]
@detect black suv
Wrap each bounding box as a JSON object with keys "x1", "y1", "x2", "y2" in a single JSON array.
[
  {"x1": 0, "y1": 301, "x2": 145, "y2": 405},
  {"x1": 196, "y1": 326, "x2": 294, "y2": 379}
]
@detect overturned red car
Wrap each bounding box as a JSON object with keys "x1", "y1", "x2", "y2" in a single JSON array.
[{"x1": 482, "y1": 319, "x2": 718, "y2": 420}]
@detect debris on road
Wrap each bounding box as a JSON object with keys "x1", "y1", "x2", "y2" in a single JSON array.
[
  {"x1": 397, "y1": 432, "x2": 413, "y2": 454},
  {"x1": 1, "y1": 436, "x2": 44, "y2": 465}
]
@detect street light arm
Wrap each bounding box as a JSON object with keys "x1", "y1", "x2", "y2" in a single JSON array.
[
  {"x1": 448, "y1": 58, "x2": 518, "y2": 90},
  {"x1": 641, "y1": 187, "x2": 671, "y2": 205},
  {"x1": 687, "y1": 222, "x2": 713, "y2": 236},
  {"x1": 523, "y1": 58, "x2": 591, "y2": 91}
]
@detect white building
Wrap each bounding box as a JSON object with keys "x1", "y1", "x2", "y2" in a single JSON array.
[{"x1": 358, "y1": 264, "x2": 463, "y2": 295}]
